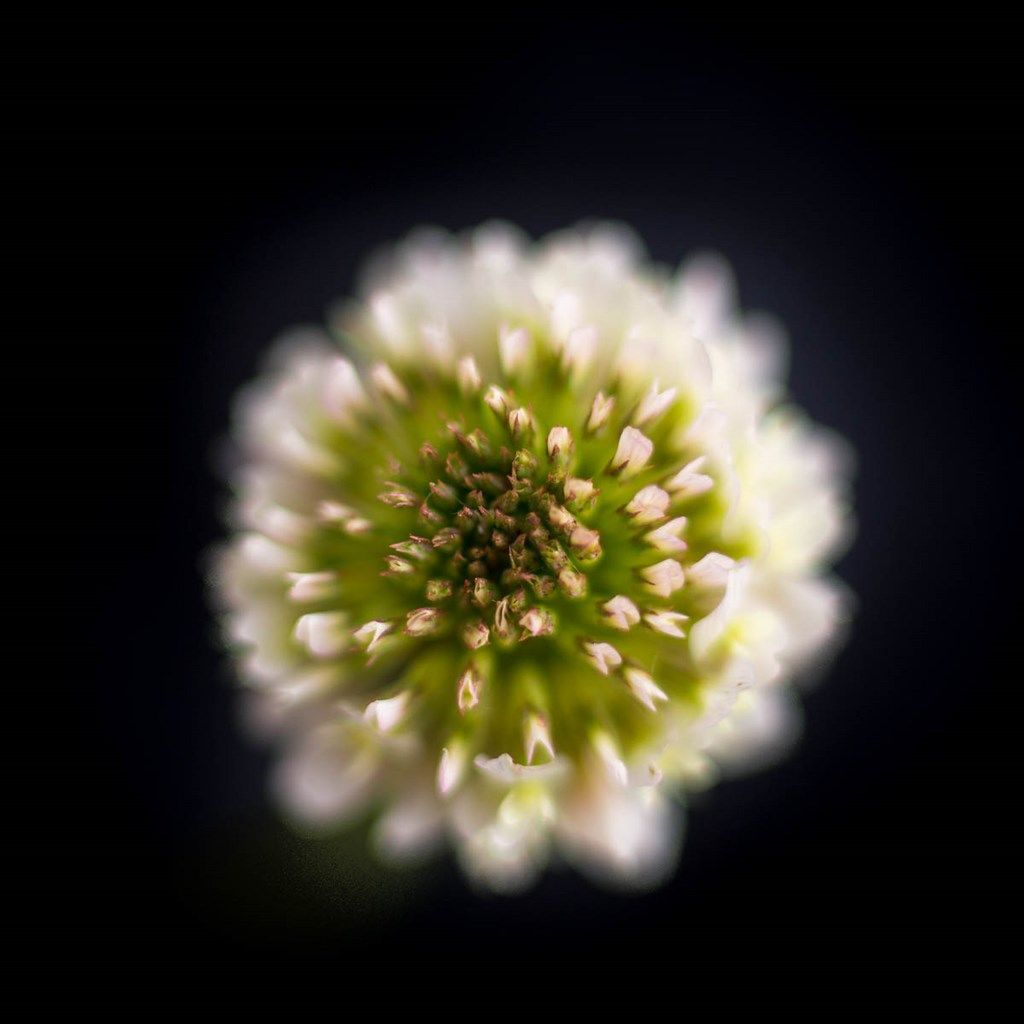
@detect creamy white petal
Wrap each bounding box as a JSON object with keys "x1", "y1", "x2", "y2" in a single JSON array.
[
  {"x1": 602, "y1": 595, "x2": 641, "y2": 631},
  {"x1": 665, "y1": 455, "x2": 713, "y2": 498},
  {"x1": 457, "y1": 355, "x2": 482, "y2": 393},
  {"x1": 641, "y1": 559, "x2": 685, "y2": 597},
  {"x1": 644, "y1": 516, "x2": 688, "y2": 553},
  {"x1": 474, "y1": 752, "x2": 566, "y2": 784},
  {"x1": 363, "y1": 691, "x2": 410, "y2": 733},
  {"x1": 643, "y1": 610, "x2": 689, "y2": 638},
  {"x1": 498, "y1": 323, "x2": 530, "y2": 374},
  {"x1": 687, "y1": 552, "x2": 735, "y2": 589},
  {"x1": 369, "y1": 361, "x2": 409, "y2": 404},
  {"x1": 584, "y1": 641, "x2": 622, "y2": 676},
  {"x1": 547, "y1": 426, "x2": 573, "y2": 459},
  {"x1": 623, "y1": 668, "x2": 669, "y2": 711},
  {"x1": 633, "y1": 380, "x2": 677, "y2": 426},
  {"x1": 437, "y1": 742, "x2": 467, "y2": 796},
  {"x1": 587, "y1": 391, "x2": 615, "y2": 432},
  {"x1": 611, "y1": 426, "x2": 654, "y2": 477},
  {"x1": 524, "y1": 713, "x2": 555, "y2": 764},
  {"x1": 626, "y1": 485, "x2": 670, "y2": 524},
  {"x1": 286, "y1": 570, "x2": 337, "y2": 603},
  {"x1": 457, "y1": 666, "x2": 483, "y2": 713},
  {"x1": 293, "y1": 612, "x2": 347, "y2": 658},
  {"x1": 353, "y1": 619, "x2": 391, "y2": 652}
]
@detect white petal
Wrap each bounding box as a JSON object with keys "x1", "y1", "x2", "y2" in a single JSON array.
[
  {"x1": 687, "y1": 552, "x2": 735, "y2": 589},
  {"x1": 322, "y1": 357, "x2": 366, "y2": 422},
  {"x1": 405, "y1": 607, "x2": 443, "y2": 635},
  {"x1": 369, "y1": 290, "x2": 406, "y2": 347},
  {"x1": 625, "y1": 485, "x2": 670, "y2": 524},
  {"x1": 363, "y1": 691, "x2": 410, "y2": 732},
  {"x1": 457, "y1": 666, "x2": 483, "y2": 713},
  {"x1": 690, "y1": 562, "x2": 749, "y2": 663},
  {"x1": 641, "y1": 559, "x2": 685, "y2": 597},
  {"x1": 369, "y1": 362, "x2": 409, "y2": 404},
  {"x1": 293, "y1": 611, "x2": 347, "y2": 658},
  {"x1": 484, "y1": 385, "x2": 512, "y2": 416},
  {"x1": 563, "y1": 477, "x2": 597, "y2": 505},
  {"x1": 499, "y1": 323, "x2": 530, "y2": 374},
  {"x1": 633, "y1": 380, "x2": 678, "y2": 426},
  {"x1": 353, "y1": 619, "x2": 391, "y2": 652},
  {"x1": 286, "y1": 570, "x2": 336, "y2": 603},
  {"x1": 507, "y1": 407, "x2": 532, "y2": 437},
  {"x1": 421, "y1": 322, "x2": 453, "y2": 364},
  {"x1": 473, "y1": 752, "x2": 565, "y2": 784},
  {"x1": 569, "y1": 525, "x2": 602, "y2": 559},
  {"x1": 519, "y1": 607, "x2": 554, "y2": 637},
  {"x1": 584, "y1": 641, "x2": 622, "y2": 676},
  {"x1": 457, "y1": 355, "x2": 482, "y2": 393},
  {"x1": 645, "y1": 516, "x2": 688, "y2": 553},
  {"x1": 623, "y1": 668, "x2": 669, "y2": 711},
  {"x1": 524, "y1": 713, "x2": 555, "y2": 764},
  {"x1": 248, "y1": 503, "x2": 310, "y2": 546},
  {"x1": 602, "y1": 595, "x2": 641, "y2": 631},
  {"x1": 592, "y1": 731, "x2": 629, "y2": 786},
  {"x1": 274, "y1": 728, "x2": 376, "y2": 825},
  {"x1": 643, "y1": 610, "x2": 689, "y2": 638},
  {"x1": 587, "y1": 391, "x2": 616, "y2": 432},
  {"x1": 665, "y1": 455, "x2": 713, "y2": 498},
  {"x1": 561, "y1": 324, "x2": 597, "y2": 372},
  {"x1": 317, "y1": 500, "x2": 356, "y2": 523},
  {"x1": 437, "y1": 742, "x2": 467, "y2": 796},
  {"x1": 611, "y1": 426, "x2": 654, "y2": 477},
  {"x1": 547, "y1": 425, "x2": 573, "y2": 458}
]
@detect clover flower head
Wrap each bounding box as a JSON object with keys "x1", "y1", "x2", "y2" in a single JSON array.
[{"x1": 213, "y1": 223, "x2": 853, "y2": 891}]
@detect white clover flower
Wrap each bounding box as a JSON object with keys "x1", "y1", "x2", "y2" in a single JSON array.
[{"x1": 212, "y1": 222, "x2": 853, "y2": 892}]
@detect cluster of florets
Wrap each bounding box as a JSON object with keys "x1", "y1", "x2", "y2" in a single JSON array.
[{"x1": 214, "y1": 223, "x2": 852, "y2": 890}]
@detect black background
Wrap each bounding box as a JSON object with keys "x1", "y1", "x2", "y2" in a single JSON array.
[{"x1": 9, "y1": 15, "x2": 1020, "y2": 975}]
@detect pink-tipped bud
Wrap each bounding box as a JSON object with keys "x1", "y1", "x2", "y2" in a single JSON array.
[
  {"x1": 461, "y1": 619, "x2": 491, "y2": 650},
  {"x1": 547, "y1": 425, "x2": 573, "y2": 461},
  {"x1": 507, "y1": 406, "x2": 532, "y2": 439},
  {"x1": 562, "y1": 476, "x2": 597, "y2": 507},
  {"x1": 484, "y1": 385, "x2": 512, "y2": 417},
  {"x1": 569, "y1": 524, "x2": 602, "y2": 560},
  {"x1": 405, "y1": 607, "x2": 444, "y2": 636},
  {"x1": 519, "y1": 607, "x2": 555, "y2": 638}
]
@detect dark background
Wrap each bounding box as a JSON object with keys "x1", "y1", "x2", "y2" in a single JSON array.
[{"x1": 9, "y1": 15, "x2": 1020, "y2": 974}]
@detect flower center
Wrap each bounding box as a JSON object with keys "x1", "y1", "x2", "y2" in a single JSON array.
[{"x1": 379, "y1": 411, "x2": 596, "y2": 648}]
